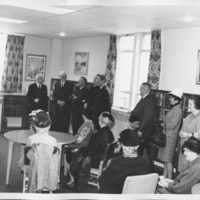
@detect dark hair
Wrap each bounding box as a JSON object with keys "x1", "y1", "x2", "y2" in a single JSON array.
[
  {"x1": 81, "y1": 76, "x2": 87, "y2": 84},
  {"x1": 182, "y1": 137, "x2": 200, "y2": 154},
  {"x1": 189, "y1": 96, "x2": 200, "y2": 109},
  {"x1": 101, "y1": 111, "x2": 114, "y2": 123},
  {"x1": 34, "y1": 111, "x2": 51, "y2": 128},
  {"x1": 169, "y1": 94, "x2": 181, "y2": 102},
  {"x1": 100, "y1": 75, "x2": 107, "y2": 82},
  {"x1": 142, "y1": 82, "x2": 151, "y2": 93},
  {"x1": 82, "y1": 107, "x2": 93, "y2": 120},
  {"x1": 129, "y1": 114, "x2": 140, "y2": 123}
]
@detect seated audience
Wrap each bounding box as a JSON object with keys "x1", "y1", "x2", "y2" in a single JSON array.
[
  {"x1": 98, "y1": 121, "x2": 151, "y2": 194},
  {"x1": 157, "y1": 137, "x2": 200, "y2": 194},
  {"x1": 178, "y1": 96, "x2": 200, "y2": 171},
  {"x1": 64, "y1": 107, "x2": 95, "y2": 186},
  {"x1": 86, "y1": 111, "x2": 115, "y2": 168},
  {"x1": 67, "y1": 111, "x2": 115, "y2": 192},
  {"x1": 25, "y1": 110, "x2": 59, "y2": 192}
]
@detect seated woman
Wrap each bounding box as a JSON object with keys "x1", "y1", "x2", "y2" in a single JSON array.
[
  {"x1": 98, "y1": 117, "x2": 151, "y2": 194},
  {"x1": 68, "y1": 111, "x2": 115, "y2": 191},
  {"x1": 157, "y1": 137, "x2": 200, "y2": 194},
  {"x1": 64, "y1": 107, "x2": 94, "y2": 186},
  {"x1": 25, "y1": 110, "x2": 59, "y2": 192}
]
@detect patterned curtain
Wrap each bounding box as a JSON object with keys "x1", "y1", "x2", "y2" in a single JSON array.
[
  {"x1": 105, "y1": 35, "x2": 117, "y2": 105},
  {"x1": 147, "y1": 30, "x2": 161, "y2": 89},
  {"x1": 1, "y1": 35, "x2": 25, "y2": 93}
]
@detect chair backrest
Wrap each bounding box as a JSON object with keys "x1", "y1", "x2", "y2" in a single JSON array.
[
  {"x1": 24, "y1": 143, "x2": 59, "y2": 193},
  {"x1": 122, "y1": 173, "x2": 159, "y2": 194}
]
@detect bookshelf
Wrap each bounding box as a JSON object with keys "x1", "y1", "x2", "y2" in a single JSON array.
[{"x1": 1, "y1": 94, "x2": 28, "y2": 132}]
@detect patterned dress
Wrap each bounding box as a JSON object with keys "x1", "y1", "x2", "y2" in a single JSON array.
[{"x1": 158, "y1": 104, "x2": 182, "y2": 162}]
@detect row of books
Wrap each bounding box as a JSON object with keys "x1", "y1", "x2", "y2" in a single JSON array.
[
  {"x1": 152, "y1": 91, "x2": 170, "y2": 108},
  {"x1": 4, "y1": 108, "x2": 25, "y2": 117}
]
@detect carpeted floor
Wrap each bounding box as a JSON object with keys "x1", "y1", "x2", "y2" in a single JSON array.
[{"x1": 0, "y1": 133, "x2": 98, "y2": 194}]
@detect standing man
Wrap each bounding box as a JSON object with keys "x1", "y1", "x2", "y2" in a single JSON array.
[
  {"x1": 72, "y1": 77, "x2": 88, "y2": 135},
  {"x1": 93, "y1": 75, "x2": 111, "y2": 130},
  {"x1": 26, "y1": 73, "x2": 48, "y2": 113},
  {"x1": 129, "y1": 82, "x2": 155, "y2": 161},
  {"x1": 53, "y1": 71, "x2": 73, "y2": 133}
]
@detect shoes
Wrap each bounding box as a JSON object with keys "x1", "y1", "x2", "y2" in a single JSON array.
[{"x1": 63, "y1": 181, "x2": 74, "y2": 189}]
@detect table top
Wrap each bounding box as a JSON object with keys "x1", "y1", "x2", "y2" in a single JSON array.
[{"x1": 4, "y1": 129, "x2": 76, "y2": 145}]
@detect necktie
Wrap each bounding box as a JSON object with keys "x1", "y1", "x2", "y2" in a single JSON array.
[{"x1": 38, "y1": 84, "x2": 41, "y2": 89}]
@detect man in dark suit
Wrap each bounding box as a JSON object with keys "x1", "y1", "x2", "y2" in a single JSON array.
[
  {"x1": 129, "y1": 82, "x2": 155, "y2": 165},
  {"x1": 53, "y1": 71, "x2": 73, "y2": 133},
  {"x1": 26, "y1": 74, "x2": 48, "y2": 113},
  {"x1": 93, "y1": 75, "x2": 111, "y2": 130},
  {"x1": 72, "y1": 77, "x2": 88, "y2": 135}
]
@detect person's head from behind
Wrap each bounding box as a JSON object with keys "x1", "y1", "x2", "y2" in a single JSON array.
[
  {"x1": 98, "y1": 111, "x2": 114, "y2": 128},
  {"x1": 32, "y1": 110, "x2": 52, "y2": 133},
  {"x1": 82, "y1": 107, "x2": 93, "y2": 121},
  {"x1": 98, "y1": 75, "x2": 107, "y2": 87},
  {"x1": 78, "y1": 76, "x2": 87, "y2": 88},
  {"x1": 128, "y1": 114, "x2": 140, "y2": 130},
  {"x1": 36, "y1": 73, "x2": 44, "y2": 84},
  {"x1": 119, "y1": 129, "x2": 140, "y2": 158},
  {"x1": 59, "y1": 71, "x2": 67, "y2": 82},
  {"x1": 182, "y1": 137, "x2": 200, "y2": 162},
  {"x1": 93, "y1": 74, "x2": 101, "y2": 86},
  {"x1": 188, "y1": 96, "x2": 200, "y2": 113},
  {"x1": 139, "y1": 82, "x2": 151, "y2": 97}
]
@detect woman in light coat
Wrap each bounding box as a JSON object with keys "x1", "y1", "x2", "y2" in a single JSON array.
[{"x1": 158, "y1": 88, "x2": 183, "y2": 179}]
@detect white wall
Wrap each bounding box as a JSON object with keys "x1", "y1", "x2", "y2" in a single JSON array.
[
  {"x1": 60, "y1": 36, "x2": 110, "y2": 82},
  {"x1": 160, "y1": 27, "x2": 200, "y2": 94},
  {"x1": 22, "y1": 36, "x2": 62, "y2": 95}
]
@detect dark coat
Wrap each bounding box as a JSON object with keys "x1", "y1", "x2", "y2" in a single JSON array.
[
  {"x1": 94, "y1": 85, "x2": 111, "y2": 118},
  {"x1": 98, "y1": 155, "x2": 151, "y2": 193},
  {"x1": 26, "y1": 83, "x2": 48, "y2": 112},
  {"x1": 130, "y1": 94, "x2": 156, "y2": 142},
  {"x1": 86, "y1": 126, "x2": 114, "y2": 168}
]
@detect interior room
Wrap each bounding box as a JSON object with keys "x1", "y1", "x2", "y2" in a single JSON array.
[{"x1": 1, "y1": 0, "x2": 200, "y2": 199}]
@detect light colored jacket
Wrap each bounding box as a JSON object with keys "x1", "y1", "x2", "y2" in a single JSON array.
[{"x1": 26, "y1": 143, "x2": 59, "y2": 192}]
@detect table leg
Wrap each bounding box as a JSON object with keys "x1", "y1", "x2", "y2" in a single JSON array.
[
  {"x1": 57, "y1": 144, "x2": 62, "y2": 189},
  {"x1": 6, "y1": 141, "x2": 14, "y2": 185}
]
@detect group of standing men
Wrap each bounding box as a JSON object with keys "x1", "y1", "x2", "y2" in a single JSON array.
[{"x1": 26, "y1": 71, "x2": 112, "y2": 135}]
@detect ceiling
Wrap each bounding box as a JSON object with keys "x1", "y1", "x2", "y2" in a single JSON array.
[{"x1": 1, "y1": 0, "x2": 200, "y2": 39}]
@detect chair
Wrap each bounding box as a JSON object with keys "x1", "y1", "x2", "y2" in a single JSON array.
[
  {"x1": 191, "y1": 183, "x2": 200, "y2": 194},
  {"x1": 88, "y1": 141, "x2": 118, "y2": 187},
  {"x1": 23, "y1": 143, "x2": 60, "y2": 193},
  {"x1": 122, "y1": 173, "x2": 159, "y2": 194}
]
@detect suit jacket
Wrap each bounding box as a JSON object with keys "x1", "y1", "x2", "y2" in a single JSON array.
[
  {"x1": 53, "y1": 80, "x2": 73, "y2": 111},
  {"x1": 26, "y1": 83, "x2": 48, "y2": 112},
  {"x1": 94, "y1": 85, "x2": 111, "y2": 118},
  {"x1": 130, "y1": 94, "x2": 156, "y2": 142},
  {"x1": 72, "y1": 86, "x2": 88, "y2": 110}
]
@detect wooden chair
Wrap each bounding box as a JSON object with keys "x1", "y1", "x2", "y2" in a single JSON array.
[
  {"x1": 88, "y1": 142, "x2": 118, "y2": 188},
  {"x1": 122, "y1": 173, "x2": 159, "y2": 194},
  {"x1": 23, "y1": 143, "x2": 60, "y2": 193}
]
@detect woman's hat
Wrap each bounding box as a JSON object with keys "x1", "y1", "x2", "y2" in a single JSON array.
[
  {"x1": 129, "y1": 114, "x2": 140, "y2": 123},
  {"x1": 34, "y1": 110, "x2": 51, "y2": 128},
  {"x1": 119, "y1": 129, "x2": 139, "y2": 146},
  {"x1": 182, "y1": 137, "x2": 200, "y2": 154},
  {"x1": 170, "y1": 87, "x2": 183, "y2": 99}
]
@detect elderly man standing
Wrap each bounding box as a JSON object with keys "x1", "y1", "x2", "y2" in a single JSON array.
[
  {"x1": 129, "y1": 82, "x2": 156, "y2": 166},
  {"x1": 53, "y1": 71, "x2": 73, "y2": 133},
  {"x1": 26, "y1": 73, "x2": 48, "y2": 113}
]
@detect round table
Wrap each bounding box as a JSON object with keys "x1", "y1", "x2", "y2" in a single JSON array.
[{"x1": 4, "y1": 129, "x2": 76, "y2": 186}]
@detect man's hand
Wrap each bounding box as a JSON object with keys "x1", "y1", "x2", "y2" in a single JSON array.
[
  {"x1": 137, "y1": 131, "x2": 142, "y2": 137},
  {"x1": 34, "y1": 98, "x2": 39, "y2": 103}
]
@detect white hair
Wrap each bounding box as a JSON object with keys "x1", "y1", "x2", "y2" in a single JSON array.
[
  {"x1": 59, "y1": 71, "x2": 67, "y2": 77},
  {"x1": 121, "y1": 144, "x2": 139, "y2": 157}
]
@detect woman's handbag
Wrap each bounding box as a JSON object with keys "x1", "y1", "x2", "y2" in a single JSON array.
[{"x1": 152, "y1": 123, "x2": 166, "y2": 147}]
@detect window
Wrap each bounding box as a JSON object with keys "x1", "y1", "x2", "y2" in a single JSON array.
[{"x1": 113, "y1": 33, "x2": 151, "y2": 112}]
